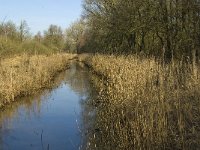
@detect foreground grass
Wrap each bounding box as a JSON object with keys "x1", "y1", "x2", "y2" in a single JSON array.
[
  {"x1": 79, "y1": 54, "x2": 200, "y2": 149},
  {"x1": 0, "y1": 53, "x2": 75, "y2": 107}
]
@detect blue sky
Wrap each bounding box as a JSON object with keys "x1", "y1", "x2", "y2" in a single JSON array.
[{"x1": 0, "y1": 0, "x2": 83, "y2": 34}]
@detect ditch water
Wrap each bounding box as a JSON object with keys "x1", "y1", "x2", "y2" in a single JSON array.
[{"x1": 0, "y1": 62, "x2": 96, "y2": 150}]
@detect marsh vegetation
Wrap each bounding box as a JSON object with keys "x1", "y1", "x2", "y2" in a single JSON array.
[
  {"x1": 78, "y1": 54, "x2": 200, "y2": 149},
  {"x1": 0, "y1": 54, "x2": 75, "y2": 107}
]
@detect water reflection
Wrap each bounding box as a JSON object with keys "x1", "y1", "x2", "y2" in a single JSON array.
[{"x1": 0, "y1": 61, "x2": 94, "y2": 150}]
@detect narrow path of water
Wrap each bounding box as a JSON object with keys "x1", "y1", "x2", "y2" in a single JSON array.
[{"x1": 0, "y1": 62, "x2": 94, "y2": 150}]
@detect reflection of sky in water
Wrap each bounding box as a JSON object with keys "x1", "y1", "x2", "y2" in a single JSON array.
[{"x1": 0, "y1": 62, "x2": 93, "y2": 150}]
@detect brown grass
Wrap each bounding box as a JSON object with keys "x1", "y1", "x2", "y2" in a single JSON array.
[
  {"x1": 80, "y1": 54, "x2": 200, "y2": 149},
  {"x1": 0, "y1": 53, "x2": 76, "y2": 107}
]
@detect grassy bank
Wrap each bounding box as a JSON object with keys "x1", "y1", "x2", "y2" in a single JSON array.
[
  {"x1": 0, "y1": 54, "x2": 75, "y2": 107},
  {"x1": 79, "y1": 54, "x2": 200, "y2": 149},
  {"x1": 0, "y1": 37, "x2": 61, "y2": 58}
]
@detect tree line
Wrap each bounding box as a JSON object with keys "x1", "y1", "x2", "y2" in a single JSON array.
[
  {"x1": 1, "y1": 1, "x2": 200, "y2": 62},
  {"x1": 0, "y1": 20, "x2": 68, "y2": 56},
  {"x1": 68, "y1": 0, "x2": 200, "y2": 63}
]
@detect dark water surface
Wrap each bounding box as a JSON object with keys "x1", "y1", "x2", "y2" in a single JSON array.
[{"x1": 0, "y1": 62, "x2": 95, "y2": 150}]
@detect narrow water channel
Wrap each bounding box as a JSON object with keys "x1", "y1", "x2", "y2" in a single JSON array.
[{"x1": 0, "y1": 62, "x2": 95, "y2": 150}]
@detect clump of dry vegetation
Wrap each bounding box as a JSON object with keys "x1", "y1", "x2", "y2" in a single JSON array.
[
  {"x1": 0, "y1": 54, "x2": 75, "y2": 107},
  {"x1": 80, "y1": 54, "x2": 200, "y2": 149}
]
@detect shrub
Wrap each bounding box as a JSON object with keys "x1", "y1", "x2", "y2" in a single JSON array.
[
  {"x1": 19, "y1": 41, "x2": 54, "y2": 55},
  {"x1": 0, "y1": 37, "x2": 19, "y2": 57}
]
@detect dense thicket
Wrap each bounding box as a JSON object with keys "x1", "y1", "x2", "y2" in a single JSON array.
[
  {"x1": 78, "y1": 0, "x2": 200, "y2": 62},
  {"x1": 0, "y1": 20, "x2": 65, "y2": 57}
]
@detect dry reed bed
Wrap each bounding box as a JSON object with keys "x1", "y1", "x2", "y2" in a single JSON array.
[
  {"x1": 0, "y1": 54, "x2": 75, "y2": 107},
  {"x1": 81, "y1": 54, "x2": 200, "y2": 149}
]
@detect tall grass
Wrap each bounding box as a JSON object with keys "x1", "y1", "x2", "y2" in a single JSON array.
[
  {"x1": 0, "y1": 54, "x2": 75, "y2": 107},
  {"x1": 80, "y1": 54, "x2": 200, "y2": 149}
]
